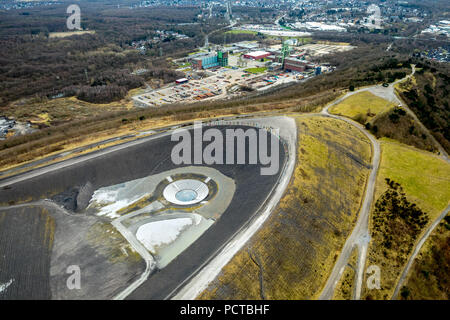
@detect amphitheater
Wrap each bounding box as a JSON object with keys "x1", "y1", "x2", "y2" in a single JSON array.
[
  {"x1": 163, "y1": 178, "x2": 210, "y2": 206},
  {"x1": 0, "y1": 118, "x2": 293, "y2": 300}
]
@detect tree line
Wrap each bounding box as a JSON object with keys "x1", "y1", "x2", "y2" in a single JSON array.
[{"x1": 0, "y1": 3, "x2": 220, "y2": 105}]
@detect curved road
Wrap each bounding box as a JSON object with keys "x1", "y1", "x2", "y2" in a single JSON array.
[
  {"x1": 2, "y1": 64, "x2": 447, "y2": 300},
  {"x1": 317, "y1": 110, "x2": 380, "y2": 300},
  {"x1": 319, "y1": 64, "x2": 449, "y2": 300}
]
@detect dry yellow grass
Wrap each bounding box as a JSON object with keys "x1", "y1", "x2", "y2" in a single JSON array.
[
  {"x1": 329, "y1": 91, "x2": 396, "y2": 121},
  {"x1": 0, "y1": 117, "x2": 177, "y2": 175},
  {"x1": 395, "y1": 75, "x2": 417, "y2": 93},
  {"x1": 400, "y1": 215, "x2": 450, "y2": 300},
  {"x1": 333, "y1": 247, "x2": 358, "y2": 300},
  {"x1": 6, "y1": 95, "x2": 132, "y2": 124},
  {"x1": 0, "y1": 109, "x2": 274, "y2": 177},
  {"x1": 199, "y1": 115, "x2": 372, "y2": 300}
]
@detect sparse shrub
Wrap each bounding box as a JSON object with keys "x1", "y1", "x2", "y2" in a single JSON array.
[
  {"x1": 372, "y1": 179, "x2": 429, "y2": 261},
  {"x1": 354, "y1": 113, "x2": 368, "y2": 124},
  {"x1": 400, "y1": 286, "x2": 411, "y2": 299},
  {"x1": 371, "y1": 125, "x2": 378, "y2": 134},
  {"x1": 421, "y1": 270, "x2": 430, "y2": 279},
  {"x1": 388, "y1": 112, "x2": 400, "y2": 123}
]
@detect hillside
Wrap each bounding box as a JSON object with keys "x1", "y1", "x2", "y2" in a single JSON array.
[
  {"x1": 199, "y1": 116, "x2": 372, "y2": 299},
  {"x1": 397, "y1": 61, "x2": 450, "y2": 153}
]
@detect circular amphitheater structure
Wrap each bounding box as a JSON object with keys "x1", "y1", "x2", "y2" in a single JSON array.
[
  {"x1": 163, "y1": 179, "x2": 209, "y2": 206},
  {"x1": 0, "y1": 117, "x2": 295, "y2": 300}
]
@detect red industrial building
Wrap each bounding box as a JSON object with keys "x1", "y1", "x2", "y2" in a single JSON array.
[
  {"x1": 283, "y1": 58, "x2": 307, "y2": 72},
  {"x1": 243, "y1": 51, "x2": 272, "y2": 60}
]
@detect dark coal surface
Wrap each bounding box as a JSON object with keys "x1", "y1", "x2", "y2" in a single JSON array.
[
  {"x1": 0, "y1": 126, "x2": 286, "y2": 299},
  {"x1": 0, "y1": 206, "x2": 53, "y2": 300}
]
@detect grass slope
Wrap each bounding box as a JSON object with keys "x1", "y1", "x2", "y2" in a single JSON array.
[
  {"x1": 362, "y1": 140, "x2": 450, "y2": 300},
  {"x1": 199, "y1": 115, "x2": 372, "y2": 300},
  {"x1": 376, "y1": 140, "x2": 450, "y2": 216},
  {"x1": 333, "y1": 247, "x2": 358, "y2": 300},
  {"x1": 400, "y1": 214, "x2": 450, "y2": 300},
  {"x1": 329, "y1": 91, "x2": 395, "y2": 122}
]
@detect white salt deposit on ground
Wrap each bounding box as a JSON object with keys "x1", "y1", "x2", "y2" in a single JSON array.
[
  {"x1": 136, "y1": 217, "x2": 200, "y2": 253},
  {"x1": 0, "y1": 279, "x2": 14, "y2": 294},
  {"x1": 88, "y1": 186, "x2": 146, "y2": 219}
]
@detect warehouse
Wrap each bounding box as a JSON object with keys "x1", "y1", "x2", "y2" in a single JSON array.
[
  {"x1": 284, "y1": 57, "x2": 307, "y2": 72},
  {"x1": 176, "y1": 78, "x2": 189, "y2": 84},
  {"x1": 243, "y1": 51, "x2": 272, "y2": 60}
]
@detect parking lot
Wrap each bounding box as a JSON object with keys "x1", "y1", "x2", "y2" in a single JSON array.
[
  {"x1": 132, "y1": 63, "x2": 301, "y2": 108},
  {"x1": 133, "y1": 67, "x2": 299, "y2": 107}
]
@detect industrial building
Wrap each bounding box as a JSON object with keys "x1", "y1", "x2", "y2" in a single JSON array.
[
  {"x1": 283, "y1": 57, "x2": 307, "y2": 72},
  {"x1": 192, "y1": 54, "x2": 219, "y2": 70},
  {"x1": 234, "y1": 41, "x2": 260, "y2": 51},
  {"x1": 192, "y1": 50, "x2": 229, "y2": 70},
  {"x1": 175, "y1": 78, "x2": 189, "y2": 84},
  {"x1": 217, "y1": 50, "x2": 229, "y2": 67},
  {"x1": 243, "y1": 50, "x2": 272, "y2": 60}
]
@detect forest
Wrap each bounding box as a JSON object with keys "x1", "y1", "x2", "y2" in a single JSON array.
[
  {"x1": 0, "y1": 1, "x2": 448, "y2": 162},
  {"x1": 0, "y1": 2, "x2": 222, "y2": 106},
  {"x1": 398, "y1": 58, "x2": 450, "y2": 153}
]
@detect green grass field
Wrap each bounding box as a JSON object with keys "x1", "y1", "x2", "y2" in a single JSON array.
[
  {"x1": 377, "y1": 139, "x2": 450, "y2": 217},
  {"x1": 225, "y1": 29, "x2": 258, "y2": 35},
  {"x1": 362, "y1": 139, "x2": 450, "y2": 300},
  {"x1": 244, "y1": 67, "x2": 268, "y2": 74},
  {"x1": 188, "y1": 50, "x2": 206, "y2": 56},
  {"x1": 329, "y1": 91, "x2": 395, "y2": 122},
  {"x1": 333, "y1": 247, "x2": 358, "y2": 300}
]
